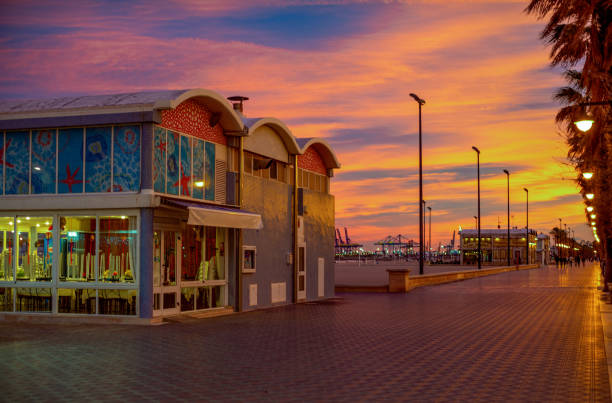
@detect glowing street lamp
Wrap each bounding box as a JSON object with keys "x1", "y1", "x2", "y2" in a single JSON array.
[
  {"x1": 590, "y1": 214, "x2": 596, "y2": 219},
  {"x1": 472, "y1": 146, "x2": 481, "y2": 270},
  {"x1": 587, "y1": 206, "x2": 594, "y2": 212},
  {"x1": 591, "y1": 222, "x2": 596, "y2": 226},
  {"x1": 586, "y1": 193, "x2": 594, "y2": 200},
  {"x1": 582, "y1": 172, "x2": 593, "y2": 180},
  {"x1": 574, "y1": 114, "x2": 594, "y2": 132}
]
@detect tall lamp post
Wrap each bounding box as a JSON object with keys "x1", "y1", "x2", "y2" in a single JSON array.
[
  {"x1": 558, "y1": 217, "x2": 563, "y2": 264},
  {"x1": 410, "y1": 93, "x2": 426, "y2": 275},
  {"x1": 427, "y1": 206, "x2": 432, "y2": 263},
  {"x1": 422, "y1": 199, "x2": 426, "y2": 265},
  {"x1": 524, "y1": 188, "x2": 528, "y2": 265},
  {"x1": 472, "y1": 146, "x2": 481, "y2": 270},
  {"x1": 503, "y1": 170, "x2": 510, "y2": 266}
]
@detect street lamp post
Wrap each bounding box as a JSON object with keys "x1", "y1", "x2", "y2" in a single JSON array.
[
  {"x1": 422, "y1": 199, "x2": 426, "y2": 265},
  {"x1": 503, "y1": 170, "x2": 510, "y2": 266},
  {"x1": 524, "y1": 188, "x2": 528, "y2": 265},
  {"x1": 472, "y1": 146, "x2": 481, "y2": 270},
  {"x1": 410, "y1": 93, "x2": 426, "y2": 275},
  {"x1": 558, "y1": 218, "x2": 563, "y2": 265},
  {"x1": 427, "y1": 206, "x2": 432, "y2": 263}
]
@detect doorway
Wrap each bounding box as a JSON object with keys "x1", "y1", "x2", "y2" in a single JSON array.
[{"x1": 153, "y1": 231, "x2": 180, "y2": 316}]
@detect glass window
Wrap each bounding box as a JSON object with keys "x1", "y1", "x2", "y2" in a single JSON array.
[
  {"x1": 196, "y1": 286, "x2": 224, "y2": 309},
  {"x1": 269, "y1": 161, "x2": 278, "y2": 180},
  {"x1": 153, "y1": 231, "x2": 161, "y2": 287},
  {"x1": 179, "y1": 135, "x2": 192, "y2": 197},
  {"x1": 204, "y1": 227, "x2": 225, "y2": 280},
  {"x1": 0, "y1": 217, "x2": 15, "y2": 281},
  {"x1": 0, "y1": 288, "x2": 13, "y2": 312},
  {"x1": 153, "y1": 127, "x2": 166, "y2": 193},
  {"x1": 58, "y1": 288, "x2": 96, "y2": 314},
  {"x1": 163, "y1": 231, "x2": 177, "y2": 286},
  {"x1": 31, "y1": 129, "x2": 57, "y2": 194},
  {"x1": 113, "y1": 125, "x2": 141, "y2": 192},
  {"x1": 16, "y1": 216, "x2": 53, "y2": 282},
  {"x1": 5, "y1": 131, "x2": 30, "y2": 195},
  {"x1": 59, "y1": 216, "x2": 96, "y2": 281},
  {"x1": 15, "y1": 287, "x2": 51, "y2": 312},
  {"x1": 204, "y1": 142, "x2": 215, "y2": 201},
  {"x1": 98, "y1": 216, "x2": 137, "y2": 284},
  {"x1": 181, "y1": 287, "x2": 195, "y2": 311},
  {"x1": 98, "y1": 288, "x2": 137, "y2": 315},
  {"x1": 192, "y1": 139, "x2": 205, "y2": 199},
  {"x1": 181, "y1": 226, "x2": 202, "y2": 282},
  {"x1": 243, "y1": 246, "x2": 256, "y2": 272},
  {"x1": 244, "y1": 152, "x2": 253, "y2": 175},
  {"x1": 166, "y1": 131, "x2": 180, "y2": 195},
  {"x1": 58, "y1": 128, "x2": 84, "y2": 194},
  {"x1": 298, "y1": 168, "x2": 304, "y2": 188},
  {"x1": 85, "y1": 127, "x2": 112, "y2": 193}
]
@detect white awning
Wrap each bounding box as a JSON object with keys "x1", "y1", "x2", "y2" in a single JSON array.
[{"x1": 187, "y1": 206, "x2": 263, "y2": 229}]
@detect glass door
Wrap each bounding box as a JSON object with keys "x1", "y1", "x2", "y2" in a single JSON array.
[
  {"x1": 297, "y1": 244, "x2": 306, "y2": 300},
  {"x1": 153, "y1": 231, "x2": 180, "y2": 316}
]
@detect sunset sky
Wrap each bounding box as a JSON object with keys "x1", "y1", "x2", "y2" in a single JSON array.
[{"x1": 0, "y1": 0, "x2": 591, "y2": 248}]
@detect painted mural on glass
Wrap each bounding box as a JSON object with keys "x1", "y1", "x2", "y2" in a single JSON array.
[
  {"x1": 205, "y1": 142, "x2": 215, "y2": 201},
  {"x1": 5, "y1": 131, "x2": 30, "y2": 195},
  {"x1": 58, "y1": 128, "x2": 84, "y2": 194},
  {"x1": 192, "y1": 138, "x2": 204, "y2": 200},
  {"x1": 85, "y1": 127, "x2": 111, "y2": 193},
  {"x1": 166, "y1": 131, "x2": 179, "y2": 196},
  {"x1": 179, "y1": 135, "x2": 192, "y2": 197},
  {"x1": 31, "y1": 130, "x2": 57, "y2": 194},
  {"x1": 153, "y1": 126, "x2": 166, "y2": 193},
  {"x1": 113, "y1": 125, "x2": 141, "y2": 192}
]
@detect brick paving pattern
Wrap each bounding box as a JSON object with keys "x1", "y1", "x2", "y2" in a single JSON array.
[{"x1": 0, "y1": 263, "x2": 609, "y2": 402}]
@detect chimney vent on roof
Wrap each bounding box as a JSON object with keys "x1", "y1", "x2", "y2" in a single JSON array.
[{"x1": 227, "y1": 96, "x2": 249, "y2": 114}]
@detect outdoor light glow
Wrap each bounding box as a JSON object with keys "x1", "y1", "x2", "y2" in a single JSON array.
[
  {"x1": 587, "y1": 206, "x2": 594, "y2": 212},
  {"x1": 34, "y1": 166, "x2": 41, "y2": 171},
  {"x1": 195, "y1": 181, "x2": 204, "y2": 187},
  {"x1": 591, "y1": 214, "x2": 596, "y2": 219},
  {"x1": 591, "y1": 222, "x2": 596, "y2": 226},
  {"x1": 583, "y1": 172, "x2": 593, "y2": 179},
  {"x1": 121, "y1": 216, "x2": 126, "y2": 219},
  {"x1": 586, "y1": 193, "x2": 594, "y2": 200},
  {"x1": 575, "y1": 119, "x2": 594, "y2": 132},
  {"x1": 68, "y1": 231, "x2": 77, "y2": 237}
]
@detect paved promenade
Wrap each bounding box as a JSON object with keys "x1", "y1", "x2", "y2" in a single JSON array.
[
  {"x1": 1, "y1": 263, "x2": 609, "y2": 401},
  {"x1": 335, "y1": 260, "x2": 491, "y2": 286}
]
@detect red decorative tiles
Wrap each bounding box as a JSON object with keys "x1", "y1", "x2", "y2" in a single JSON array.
[
  {"x1": 298, "y1": 146, "x2": 327, "y2": 175},
  {"x1": 160, "y1": 99, "x2": 226, "y2": 145}
]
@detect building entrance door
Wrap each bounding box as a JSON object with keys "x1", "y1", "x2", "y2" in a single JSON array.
[
  {"x1": 297, "y1": 244, "x2": 306, "y2": 300},
  {"x1": 153, "y1": 231, "x2": 180, "y2": 316}
]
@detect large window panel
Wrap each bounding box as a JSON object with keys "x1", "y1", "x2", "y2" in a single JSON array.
[
  {"x1": 59, "y1": 216, "x2": 96, "y2": 281},
  {"x1": 15, "y1": 287, "x2": 51, "y2": 312},
  {"x1": 58, "y1": 128, "x2": 84, "y2": 194},
  {"x1": 204, "y1": 226, "x2": 225, "y2": 280},
  {"x1": 98, "y1": 288, "x2": 137, "y2": 315},
  {"x1": 181, "y1": 226, "x2": 202, "y2": 282},
  {"x1": 31, "y1": 129, "x2": 57, "y2": 194},
  {"x1": 113, "y1": 125, "x2": 141, "y2": 192},
  {"x1": 58, "y1": 288, "x2": 96, "y2": 314},
  {"x1": 153, "y1": 127, "x2": 166, "y2": 193},
  {"x1": 98, "y1": 216, "x2": 137, "y2": 284},
  {"x1": 166, "y1": 131, "x2": 180, "y2": 195},
  {"x1": 192, "y1": 139, "x2": 204, "y2": 199},
  {"x1": 204, "y1": 142, "x2": 215, "y2": 201},
  {"x1": 0, "y1": 217, "x2": 14, "y2": 281},
  {"x1": 5, "y1": 131, "x2": 30, "y2": 195},
  {"x1": 16, "y1": 216, "x2": 53, "y2": 282},
  {"x1": 0, "y1": 288, "x2": 13, "y2": 312},
  {"x1": 85, "y1": 127, "x2": 111, "y2": 193},
  {"x1": 179, "y1": 135, "x2": 192, "y2": 197}
]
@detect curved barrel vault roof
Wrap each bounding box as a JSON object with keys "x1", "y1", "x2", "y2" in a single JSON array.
[{"x1": 296, "y1": 137, "x2": 341, "y2": 169}]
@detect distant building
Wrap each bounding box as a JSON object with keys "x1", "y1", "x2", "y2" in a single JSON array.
[
  {"x1": 0, "y1": 88, "x2": 340, "y2": 322},
  {"x1": 536, "y1": 233, "x2": 550, "y2": 265},
  {"x1": 459, "y1": 229, "x2": 537, "y2": 265}
]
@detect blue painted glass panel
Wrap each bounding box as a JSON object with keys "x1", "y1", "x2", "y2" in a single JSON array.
[
  {"x1": 85, "y1": 127, "x2": 111, "y2": 193},
  {"x1": 205, "y1": 142, "x2": 215, "y2": 201},
  {"x1": 31, "y1": 129, "x2": 57, "y2": 194},
  {"x1": 192, "y1": 139, "x2": 204, "y2": 200},
  {"x1": 113, "y1": 125, "x2": 141, "y2": 192},
  {"x1": 153, "y1": 126, "x2": 166, "y2": 193},
  {"x1": 58, "y1": 128, "x2": 84, "y2": 194},
  {"x1": 5, "y1": 131, "x2": 30, "y2": 195},
  {"x1": 166, "y1": 131, "x2": 179, "y2": 195},
  {"x1": 179, "y1": 136, "x2": 192, "y2": 197},
  {"x1": 0, "y1": 133, "x2": 4, "y2": 195}
]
